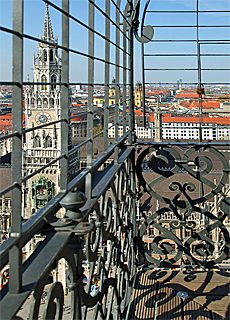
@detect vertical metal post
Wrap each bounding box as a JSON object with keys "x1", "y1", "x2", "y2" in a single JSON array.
[
  {"x1": 122, "y1": 15, "x2": 127, "y2": 138},
  {"x1": 114, "y1": 0, "x2": 121, "y2": 164},
  {"x1": 104, "y1": 0, "x2": 110, "y2": 154},
  {"x1": 60, "y1": 0, "x2": 69, "y2": 191},
  {"x1": 9, "y1": 0, "x2": 23, "y2": 294},
  {"x1": 196, "y1": 0, "x2": 203, "y2": 142},
  {"x1": 128, "y1": 23, "x2": 135, "y2": 145},
  {"x1": 142, "y1": 43, "x2": 146, "y2": 128},
  {"x1": 86, "y1": 0, "x2": 94, "y2": 199},
  {"x1": 128, "y1": 6, "x2": 137, "y2": 271}
]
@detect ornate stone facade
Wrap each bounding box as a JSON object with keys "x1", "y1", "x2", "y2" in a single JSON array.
[{"x1": 23, "y1": 4, "x2": 62, "y2": 216}]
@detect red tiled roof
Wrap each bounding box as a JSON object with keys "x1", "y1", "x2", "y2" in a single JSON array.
[
  {"x1": 190, "y1": 101, "x2": 220, "y2": 109},
  {"x1": 150, "y1": 114, "x2": 230, "y2": 125},
  {"x1": 174, "y1": 94, "x2": 200, "y2": 98}
]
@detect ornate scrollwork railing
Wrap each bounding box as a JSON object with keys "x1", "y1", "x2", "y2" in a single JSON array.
[
  {"x1": 136, "y1": 143, "x2": 230, "y2": 268},
  {"x1": 0, "y1": 145, "x2": 136, "y2": 320}
]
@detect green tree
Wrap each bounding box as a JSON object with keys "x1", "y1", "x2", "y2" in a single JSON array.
[{"x1": 93, "y1": 123, "x2": 104, "y2": 137}]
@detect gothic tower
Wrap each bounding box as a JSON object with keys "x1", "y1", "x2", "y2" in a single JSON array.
[{"x1": 24, "y1": 4, "x2": 62, "y2": 216}]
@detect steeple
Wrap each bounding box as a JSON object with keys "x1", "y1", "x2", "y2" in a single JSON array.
[{"x1": 41, "y1": 4, "x2": 55, "y2": 42}]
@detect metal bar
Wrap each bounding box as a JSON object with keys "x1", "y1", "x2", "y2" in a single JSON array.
[
  {"x1": 111, "y1": 0, "x2": 131, "y2": 26},
  {"x1": 0, "y1": 26, "x2": 130, "y2": 68},
  {"x1": 9, "y1": 0, "x2": 23, "y2": 294},
  {"x1": 144, "y1": 54, "x2": 230, "y2": 56},
  {"x1": 114, "y1": 0, "x2": 121, "y2": 165},
  {"x1": 149, "y1": 39, "x2": 230, "y2": 42},
  {"x1": 81, "y1": 147, "x2": 134, "y2": 219},
  {"x1": 122, "y1": 9, "x2": 127, "y2": 139},
  {"x1": 0, "y1": 232, "x2": 71, "y2": 320},
  {"x1": 86, "y1": 0, "x2": 94, "y2": 200},
  {"x1": 22, "y1": 154, "x2": 65, "y2": 183},
  {"x1": 144, "y1": 68, "x2": 229, "y2": 70},
  {"x1": 88, "y1": 0, "x2": 128, "y2": 40},
  {"x1": 0, "y1": 132, "x2": 17, "y2": 141},
  {"x1": 23, "y1": 119, "x2": 64, "y2": 133},
  {"x1": 103, "y1": 0, "x2": 110, "y2": 154},
  {"x1": 42, "y1": 0, "x2": 130, "y2": 42},
  {"x1": 0, "y1": 182, "x2": 20, "y2": 197},
  {"x1": 144, "y1": 82, "x2": 230, "y2": 85},
  {"x1": 60, "y1": 0, "x2": 69, "y2": 192},
  {"x1": 148, "y1": 25, "x2": 230, "y2": 28},
  {"x1": 142, "y1": 43, "x2": 146, "y2": 128},
  {"x1": 128, "y1": 20, "x2": 135, "y2": 144},
  {"x1": 197, "y1": 0, "x2": 203, "y2": 142},
  {"x1": 146, "y1": 10, "x2": 230, "y2": 13},
  {"x1": 137, "y1": 141, "x2": 230, "y2": 146}
]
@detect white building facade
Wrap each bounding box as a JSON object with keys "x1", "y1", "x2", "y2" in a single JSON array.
[{"x1": 24, "y1": 4, "x2": 62, "y2": 216}]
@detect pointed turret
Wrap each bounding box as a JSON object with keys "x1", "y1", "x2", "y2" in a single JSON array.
[{"x1": 41, "y1": 4, "x2": 55, "y2": 42}]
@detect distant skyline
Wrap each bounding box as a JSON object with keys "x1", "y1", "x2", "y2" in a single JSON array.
[{"x1": 0, "y1": 0, "x2": 229, "y2": 85}]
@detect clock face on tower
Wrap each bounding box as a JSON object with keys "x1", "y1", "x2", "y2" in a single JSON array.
[{"x1": 36, "y1": 112, "x2": 51, "y2": 125}]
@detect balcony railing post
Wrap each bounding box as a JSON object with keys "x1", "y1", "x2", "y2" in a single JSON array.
[
  {"x1": 86, "y1": 0, "x2": 95, "y2": 199},
  {"x1": 103, "y1": 0, "x2": 110, "y2": 154},
  {"x1": 60, "y1": 0, "x2": 70, "y2": 191},
  {"x1": 128, "y1": 21, "x2": 135, "y2": 145},
  {"x1": 69, "y1": 235, "x2": 84, "y2": 319},
  {"x1": 122, "y1": 10, "x2": 127, "y2": 137},
  {"x1": 114, "y1": 0, "x2": 121, "y2": 165},
  {"x1": 9, "y1": 0, "x2": 24, "y2": 294}
]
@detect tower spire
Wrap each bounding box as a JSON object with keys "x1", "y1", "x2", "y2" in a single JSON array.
[{"x1": 41, "y1": 4, "x2": 55, "y2": 42}]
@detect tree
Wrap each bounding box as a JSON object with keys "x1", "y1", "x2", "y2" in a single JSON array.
[{"x1": 93, "y1": 124, "x2": 104, "y2": 137}]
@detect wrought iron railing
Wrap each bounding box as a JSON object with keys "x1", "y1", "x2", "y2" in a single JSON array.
[{"x1": 136, "y1": 141, "x2": 230, "y2": 269}]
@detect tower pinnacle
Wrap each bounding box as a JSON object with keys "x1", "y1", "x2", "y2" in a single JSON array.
[{"x1": 41, "y1": 4, "x2": 55, "y2": 42}]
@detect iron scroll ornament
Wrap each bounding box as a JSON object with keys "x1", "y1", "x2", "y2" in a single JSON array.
[
  {"x1": 136, "y1": 145, "x2": 229, "y2": 208},
  {"x1": 80, "y1": 160, "x2": 135, "y2": 319},
  {"x1": 136, "y1": 144, "x2": 230, "y2": 267},
  {"x1": 131, "y1": 0, "x2": 154, "y2": 43}
]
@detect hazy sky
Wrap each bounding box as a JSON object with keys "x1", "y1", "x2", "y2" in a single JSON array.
[{"x1": 0, "y1": 0, "x2": 229, "y2": 86}]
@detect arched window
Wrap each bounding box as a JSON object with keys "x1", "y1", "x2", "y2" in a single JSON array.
[
  {"x1": 34, "y1": 135, "x2": 41, "y2": 148},
  {"x1": 31, "y1": 98, "x2": 35, "y2": 105},
  {"x1": 51, "y1": 75, "x2": 56, "y2": 91},
  {"x1": 41, "y1": 75, "x2": 47, "y2": 91},
  {"x1": 50, "y1": 49, "x2": 53, "y2": 61},
  {"x1": 43, "y1": 98, "x2": 48, "y2": 107},
  {"x1": 49, "y1": 98, "x2": 54, "y2": 107},
  {"x1": 43, "y1": 49, "x2": 47, "y2": 62},
  {"x1": 44, "y1": 136, "x2": 52, "y2": 148},
  {"x1": 37, "y1": 98, "x2": 42, "y2": 106}
]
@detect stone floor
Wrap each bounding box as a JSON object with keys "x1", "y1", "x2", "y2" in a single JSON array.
[{"x1": 128, "y1": 269, "x2": 230, "y2": 320}]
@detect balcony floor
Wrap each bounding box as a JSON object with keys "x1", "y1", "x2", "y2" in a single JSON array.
[{"x1": 128, "y1": 269, "x2": 229, "y2": 319}]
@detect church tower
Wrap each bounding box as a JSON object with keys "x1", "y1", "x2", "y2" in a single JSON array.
[
  {"x1": 24, "y1": 4, "x2": 62, "y2": 216},
  {"x1": 134, "y1": 81, "x2": 143, "y2": 108}
]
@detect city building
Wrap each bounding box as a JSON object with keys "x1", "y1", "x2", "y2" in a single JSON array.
[
  {"x1": 159, "y1": 114, "x2": 230, "y2": 140},
  {"x1": 23, "y1": 4, "x2": 64, "y2": 216}
]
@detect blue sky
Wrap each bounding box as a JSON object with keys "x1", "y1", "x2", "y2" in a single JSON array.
[{"x1": 0, "y1": 0, "x2": 229, "y2": 85}]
